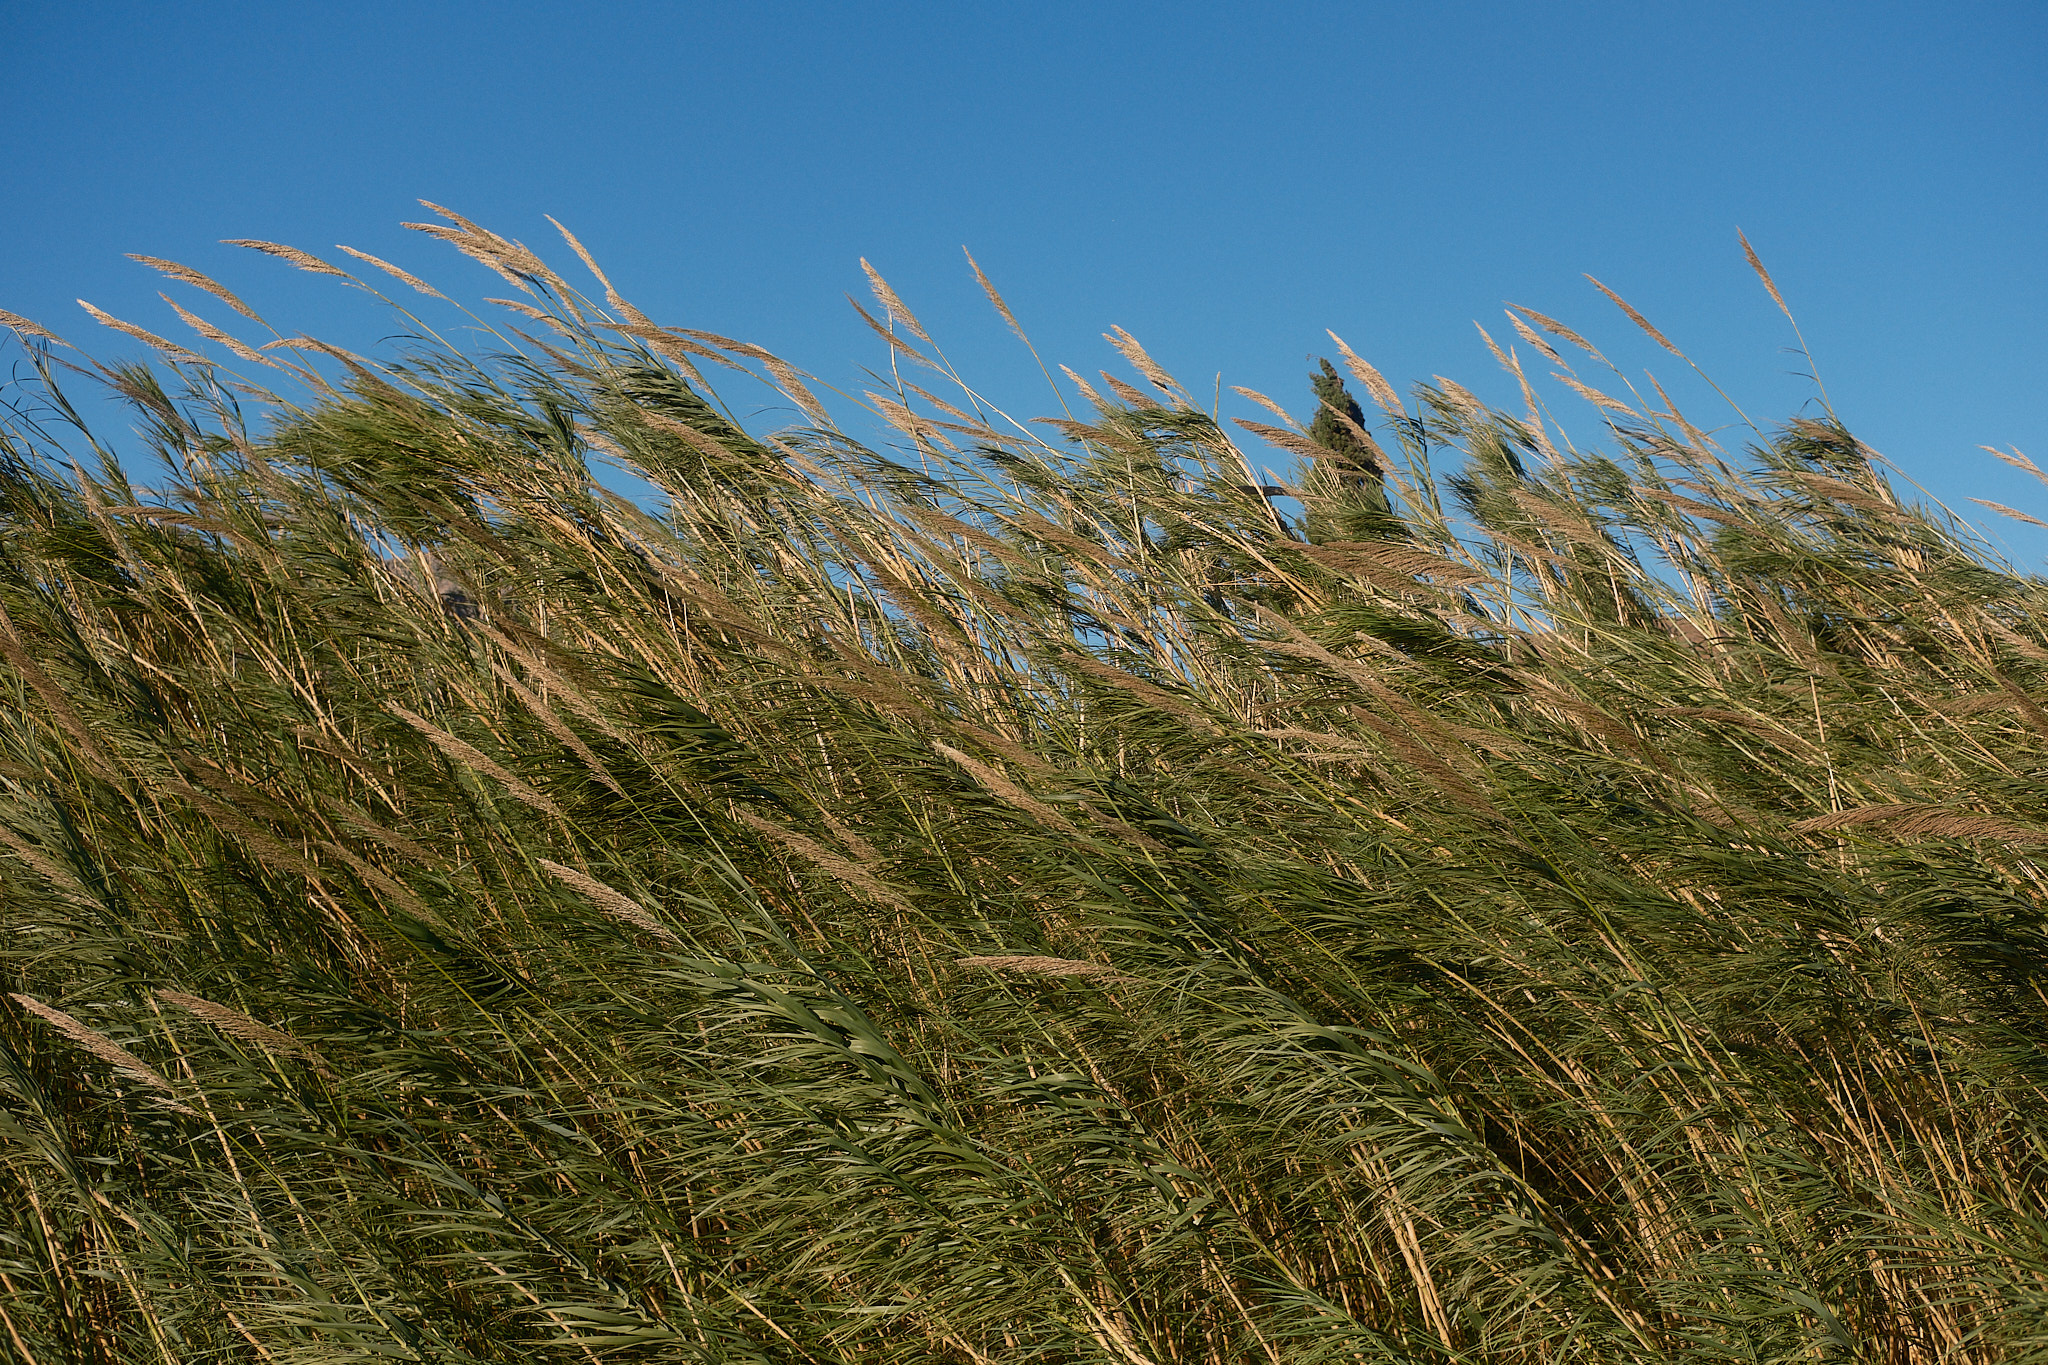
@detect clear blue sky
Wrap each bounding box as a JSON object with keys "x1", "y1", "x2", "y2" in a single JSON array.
[{"x1": 6, "y1": 1, "x2": 2045, "y2": 558}]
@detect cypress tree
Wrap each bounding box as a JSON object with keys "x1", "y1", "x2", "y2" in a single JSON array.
[{"x1": 1304, "y1": 357, "x2": 1398, "y2": 542}]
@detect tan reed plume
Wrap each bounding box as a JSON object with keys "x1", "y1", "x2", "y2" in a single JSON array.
[
  {"x1": 155, "y1": 990, "x2": 332, "y2": 1076},
  {"x1": 335, "y1": 245, "x2": 449, "y2": 300},
  {"x1": 932, "y1": 741, "x2": 1080, "y2": 834},
  {"x1": 537, "y1": 859, "x2": 681, "y2": 943},
  {"x1": 76, "y1": 300, "x2": 205, "y2": 364},
  {"x1": 10, "y1": 994, "x2": 193, "y2": 1111},
  {"x1": 0, "y1": 308, "x2": 66, "y2": 345},
  {"x1": 126, "y1": 254, "x2": 265, "y2": 321},
  {"x1": 158, "y1": 294, "x2": 279, "y2": 369},
  {"x1": 385, "y1": 702, "x2": 567, "y2": 820},
  {"x1": 733, "y1": 810, "x2": 912, "y2": 913},
  {"x1": 220, "y1": 239, "x2": 354, "y2": 278},
  {"x1": 859, "y1": 258, "x2": 933, "y2": 344},
  {"x1": 954, "y1": 956, "x2": 1142, "y2": 985}
]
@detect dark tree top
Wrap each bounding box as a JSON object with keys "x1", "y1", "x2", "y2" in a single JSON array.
[{"x1": 1309, "y1": 358, "x2": 1379, "y2": 478}]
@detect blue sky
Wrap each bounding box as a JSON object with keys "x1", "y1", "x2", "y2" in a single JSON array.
[{"x1": 5, "y1": 1, "x2": 2045, "y2": 557}]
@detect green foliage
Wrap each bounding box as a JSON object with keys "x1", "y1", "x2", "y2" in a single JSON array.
[
  {"x1": 1303, "y1": 358, "x2": 1398, "y2": 543},
  {"x1": 0, "y1": 217, "x2": 2045, "y2": 1361}
]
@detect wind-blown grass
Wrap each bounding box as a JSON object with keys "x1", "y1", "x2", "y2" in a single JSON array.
[{"x1": 0, "y1": 211, "x2": 2044, "y2": 1363}]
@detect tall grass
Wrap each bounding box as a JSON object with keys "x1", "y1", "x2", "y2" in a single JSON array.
[{"x1": 0, "y1": 211, "x2": 2044, "y2": 1362}]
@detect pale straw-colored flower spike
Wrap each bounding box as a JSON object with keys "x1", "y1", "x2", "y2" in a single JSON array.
[
  {"x1": 0, "y1": 308, "x2": 72, "y2": 347},
  {"x1": 10, "y1": 994, "x2": 194, "y2": 1112},
  {"x1": 335, "y1": 245, "x2": 449, "y2": 300},
  {"x1": 155, "y1": 989, "x2": 334, "y2": 1077},
  {"x1": 77, "y1": 300, "x2": 207, "y2": 365},
  {"x1": 859, "y1": 258, "x2": 933, "y2": 345},
  {"x1": 955, "y1": 956, "x2": 1142, "y2": 986},
  {"x1": 158, "y1": 294, "x2": 281, "y2": 369},
  {"x1": 220, "y1": 239, "x2": 355, "y2": 279},
  {"x1": 126, "y1": 254, "x2": 266, "y2": 321},
  {"x1": 536, "y1": 859, "x2": 681, "y2": 943},
  {"x1": 1325, "y1": 331, "x2": 1404, "y2": 415}
]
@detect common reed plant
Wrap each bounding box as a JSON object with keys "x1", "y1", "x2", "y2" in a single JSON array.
[{"x1": 1, "y1": 210, "x2": 2044, "y2": 1362}]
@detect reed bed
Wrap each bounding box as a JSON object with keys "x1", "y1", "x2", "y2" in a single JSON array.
[{"x1": 0, "y1": 211, "x2": 2044, "y2": 1362}]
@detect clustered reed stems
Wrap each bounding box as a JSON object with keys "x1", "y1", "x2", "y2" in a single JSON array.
[{"x1": 0, "y1": 209, "x2": 2044, "y2": 1362}]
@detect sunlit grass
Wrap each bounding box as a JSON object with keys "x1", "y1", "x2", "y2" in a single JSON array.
[{"x1": 0, "y1": 211, "x2": 2044, "y2": 1362}]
